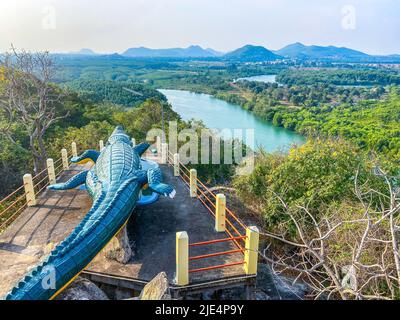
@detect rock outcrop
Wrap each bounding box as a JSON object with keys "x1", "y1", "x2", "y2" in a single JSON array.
[
  {"x1": 56, "y1": 277, "x2": 109, "y2": 300},
  {"x1": 140, "y1": 272, "x2": 171, "y2": 300}
]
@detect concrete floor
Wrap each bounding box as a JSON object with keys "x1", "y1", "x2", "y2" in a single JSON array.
[
  {"x1": 86, "y1": 162, "x2": 246, "y2": 285},
  {"x1": 0, "y1": 164, "x2": 93, "y2": 298}
]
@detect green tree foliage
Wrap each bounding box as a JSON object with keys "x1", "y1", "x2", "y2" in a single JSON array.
[
  {"x1": 113, "y1": 98, "x2": 181, "y2": 140},
  {"x1": 276, "y1": 69, "x2": 400, "y2": 86},
  {"x1": 64, "y1": 79, "x2": 166, "y2": 107},
  {"x1": 47, "y1": 121, "x2": 115, "y2": 158},
  {"x1": 218, "y1": 81, "x2": 386, "y2": 109},
  {"x1": 233, "y1": 138, "x2": 386, "y2": 235},
  {"x1": 217, "y1": 82, "x2": 399, "y2": 161},
  {"x1": 0, "y1": 137, "x2": 31, "y2": 194},
  {"x1": 183, "y1": 120, "x2": 244, "y2": 185},
  {"x1": 0, "y1": 80, "x2": 237, "y2": 196}
]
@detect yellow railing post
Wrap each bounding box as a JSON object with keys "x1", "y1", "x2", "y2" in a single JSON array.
[
  {"x1": 131, "y1": 138, "x2": 136, "y2": 147},
  {"x1": 71, "y1": 141, "x2": 78, "y2": 158},
  {"x1": 156, "y1": 136, "x2": 161, "y2": 154},
  {"x1": 46, "y1": 158, "x2": 56, "y2": 185},
  {"x1": 23, "y1": 174, "x2": 36, "y2": 207},
  {"x1": 175, "y1": 231, "x2": 189, "y2": 286},
  {"x1": 61, "y1": 148, "x2": 69, "y2": 170},
  {"x1": 173, "y1": 153, "x2": 180, "y2": 176},
  {"x1": 215, "y1": 194, "x2": 226, "y2": 232},
  {"x1": 189, "y1": 169, "x2": 197, "y2": 198},
  {"x1": 244, "y1": 226, "x2": 260, "y2": 275},
  {"x1": 161, "y1": 143, "x2": 168, "y2": 164},
  {"x1": 99, "y1": 140, "x2": 104, "y2": 151}
]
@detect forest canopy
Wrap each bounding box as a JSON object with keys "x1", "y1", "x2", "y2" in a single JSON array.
[{"x1": 64, "y1": 79, "x2": 166, "y2": 107}]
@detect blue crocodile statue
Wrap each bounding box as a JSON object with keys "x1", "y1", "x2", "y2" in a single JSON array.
[{"x1": 4, "y1": 126, "x2": 175, "y2": 300}]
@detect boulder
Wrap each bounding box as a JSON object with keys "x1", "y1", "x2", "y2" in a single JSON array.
[
  {"x1": 140, "y1": 272, "x2": 171, "y2": 300},
  {"x1": 104, "y1": 226, "x2": 133, "y2": 264},
  {"x1": 56, "y1": 277, "x2": 109, "y2": 300}
]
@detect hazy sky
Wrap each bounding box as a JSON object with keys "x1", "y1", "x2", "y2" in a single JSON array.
[{"x1": 0, "y1": 0, "x2": 398, "y2": 55}]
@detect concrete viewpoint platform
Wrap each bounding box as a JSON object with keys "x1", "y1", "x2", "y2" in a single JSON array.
[
  {"x1": 0, "y1": 163, "x2": 92, "y2": 298},
  {"x1": 0, "y1": 154, "x2": 252, "y2": 299}
]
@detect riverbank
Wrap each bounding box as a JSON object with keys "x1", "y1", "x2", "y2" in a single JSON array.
[{"x1": 159, "y1": 89, "x2": 305, "y2": 153}]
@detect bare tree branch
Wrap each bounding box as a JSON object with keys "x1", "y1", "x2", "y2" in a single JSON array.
[{"x1": 0, "y1": 47, "x2": 67, "y2": 172}]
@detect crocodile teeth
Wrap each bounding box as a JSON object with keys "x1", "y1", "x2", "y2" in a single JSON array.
[{"x1": 169, "y1": 190, "x2": 176, "y2": 199}]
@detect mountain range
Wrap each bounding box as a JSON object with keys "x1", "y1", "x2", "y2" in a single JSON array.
[
  {"x1": 69, "y1": 43, "x2": 399, "y2": 62},
  {"x1": 274, "y1": 42, "x2": 369, "y2": 60},
  {"x1": 122, "y1": 45, "x2": 223, "y2": 58}
]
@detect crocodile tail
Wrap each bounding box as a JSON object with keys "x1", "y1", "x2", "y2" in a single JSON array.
[{"x1": 4, "y1": 178, "x2": 139, "y2": 300}]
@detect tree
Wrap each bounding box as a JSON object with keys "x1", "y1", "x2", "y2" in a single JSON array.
[
  {"x1": 259, "y1": 166, "x2": 400, "y2": 300},
  {"x1": 0, "y1": 47, "x2": 67, "y2": 173}
]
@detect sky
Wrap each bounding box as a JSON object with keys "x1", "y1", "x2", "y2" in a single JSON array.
[{"x1": 0, "y1": 0, "x2": 398, "y2": 55}]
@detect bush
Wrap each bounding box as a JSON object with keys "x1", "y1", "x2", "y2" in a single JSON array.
[{"x1": 233, "y1": 137, "x2": 386, "y2": 236}]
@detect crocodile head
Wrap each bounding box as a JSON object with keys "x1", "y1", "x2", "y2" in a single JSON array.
[{"x1": 107, "y1": 126, "x2": 131, "y2": 145}]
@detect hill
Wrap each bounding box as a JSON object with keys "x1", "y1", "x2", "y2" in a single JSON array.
[
  {"x1": 122, "y1": 45, "x2": 218, "y2": 58},
  {"x1": 275, "y1": 42, "x2": 369, "y2": 60},
  {"x1": 70, "y1": 48, "x2": 98, "y2": 55},
  {"x1": 224, "y1": 45, "x2": 282, "y2": 62}
]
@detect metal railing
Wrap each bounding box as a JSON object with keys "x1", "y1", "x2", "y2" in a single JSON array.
[
  {"x1": 164, "y1": 149, "x2": 259, "y2": 285},
  {"x1": 166, "y1": 149, "x2": 247, "y2": 244}
]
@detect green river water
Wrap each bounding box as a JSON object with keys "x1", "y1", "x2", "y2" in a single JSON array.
[{"x1": 159, "y1": 89, "x2": 305, "y2": 152}]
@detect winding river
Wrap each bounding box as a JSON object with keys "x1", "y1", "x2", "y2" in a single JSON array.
[{"x1": 159, "y1": 89, "x2": 305, "y2": 152}]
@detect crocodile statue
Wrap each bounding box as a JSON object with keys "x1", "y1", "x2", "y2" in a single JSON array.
[{"x1": 5, "y1": 126, "x2": 175, "y2": 300}]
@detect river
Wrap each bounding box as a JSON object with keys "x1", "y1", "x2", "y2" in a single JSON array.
[{"x1": 159, "y1": 89, "x2": 304, "y2": 152}]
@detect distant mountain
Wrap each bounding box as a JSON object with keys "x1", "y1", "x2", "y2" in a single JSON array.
[
  {"x1": 224, "y1": 45, "x2": 282, "y2": 62},
  {"x1": 71, "y1": 48, "x2": 97, "y2": 55},
  {"x1": 275, "y1": 42, "x2": 369, "y2": 60},
  {"x1": 122, "y1": 45, "x2": 218, "y2": 58},
  {"x1": 58, "y1": 44, "x2": 399, "y2": 62}
]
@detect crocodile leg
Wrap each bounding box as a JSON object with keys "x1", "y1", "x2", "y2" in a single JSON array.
[
  {"x1": 47, "y1": 171, "x2": 88, "y2": 190},
  {"x1": 147, "y1": 167, "x2": 176, "y2": 198},
  {"x1": 71, "y1": 150, "x2": 100, "y2": 164},
  {"x1": 133, "y1": 142, "x2": 150, "y2": 157}
]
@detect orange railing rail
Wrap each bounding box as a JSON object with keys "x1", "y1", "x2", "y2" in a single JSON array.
[
  {"x1": 167, "y1": 150, "x2": 247, "y2": 241},
  {"x1": 187, "y1": 236, "x2": 247, "y2": 274},
  {"x1": 188, "y1": 235, "x2": 247, "y2": 247},
  {"x1": 189, "y1": 261, "x2": 245, "y2": 273},
  {"x1": 189, "y1": 249, "x2": 245, "y2": 261}
]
